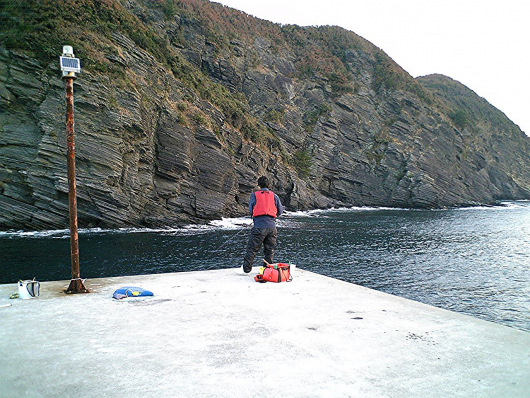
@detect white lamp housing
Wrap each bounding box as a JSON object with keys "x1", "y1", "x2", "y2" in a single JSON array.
[{"x1": 60, "y1": 45, "x2": 81, "y2": 75}]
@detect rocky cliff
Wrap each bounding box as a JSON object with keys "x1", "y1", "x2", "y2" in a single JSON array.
[{"x1": 1, "y1": 0, "x2": 530, "y2": 230}]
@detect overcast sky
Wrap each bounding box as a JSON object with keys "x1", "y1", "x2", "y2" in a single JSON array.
[{"x1": 217, "y1": 0, "x2": 529, "y2": 135}]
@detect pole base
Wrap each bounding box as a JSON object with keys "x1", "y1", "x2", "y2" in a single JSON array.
[{"x1": 65, "y1": 278, "x2": 89, "y2": 294}]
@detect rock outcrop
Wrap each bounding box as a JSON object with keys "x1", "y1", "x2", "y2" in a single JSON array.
[{"x1": 1, "y1": 0, "x2": 529, "y2": 230}]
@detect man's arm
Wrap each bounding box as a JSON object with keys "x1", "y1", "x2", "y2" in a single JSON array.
[
  {"x1": 274, "y1": 194, "x2": 284, "y2": 217},
  {"x1": 248, "y1": 192, "x2": 256, "y2": 216}
]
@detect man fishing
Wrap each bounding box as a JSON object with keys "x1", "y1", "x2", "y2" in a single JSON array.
[{"x1": 240, "y1": 176, "x2": 284, "y2": 274}]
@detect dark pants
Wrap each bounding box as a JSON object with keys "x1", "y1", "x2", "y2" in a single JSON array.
[{"x1": 242, "y1": 227, "x2": 277, "y2": 272}]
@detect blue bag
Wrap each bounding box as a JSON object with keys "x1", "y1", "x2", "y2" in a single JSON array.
[{"x1": 112, "y1": 286, "x2": 154, "y2": 300}]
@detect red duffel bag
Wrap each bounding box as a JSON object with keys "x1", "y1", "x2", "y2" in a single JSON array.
[{"x1": 254, "y1": 263, "x2": 292, "y2": 283}]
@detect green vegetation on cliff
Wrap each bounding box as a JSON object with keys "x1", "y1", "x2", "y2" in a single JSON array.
[
  {"x1": 0, "y1": 0, "x2": 435, "y2": 152},
  {"x1": 418, "y1": 74, "x2": 523, "y2": 135},
  {"x1": 0, "y1": 0, "x2": 278, "y2": 148},
  {"x1": 0, "y1": 0, "x2": 161, "y2": 74}
]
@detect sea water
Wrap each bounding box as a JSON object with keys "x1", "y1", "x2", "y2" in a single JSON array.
[{"x1": 1, "y1": 201, "x2": 529, "y2": 331}]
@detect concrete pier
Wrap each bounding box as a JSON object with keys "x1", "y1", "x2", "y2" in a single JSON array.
[{"x1": 1, "y1": 268, "x2": 529, "y2": 397}]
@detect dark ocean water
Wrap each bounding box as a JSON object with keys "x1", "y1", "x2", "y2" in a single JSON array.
[{"x1": 1, "y1": 201, "x2": 529, "y2": 331}]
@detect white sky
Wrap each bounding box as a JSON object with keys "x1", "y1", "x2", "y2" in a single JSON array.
[{"x1": 217, "y1": 0, "x2": 530, "y2": 135}]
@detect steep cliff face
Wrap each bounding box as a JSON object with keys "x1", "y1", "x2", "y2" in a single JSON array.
[
  {"x1": 417, "y1": 74, "x2": 530, "y2": 200},
  {"x1": 1, "y1": 0, "x2": 529, "y2": 230},
  {"x1": 0, "y1": 41, "x2": 298, "y2": 230}
]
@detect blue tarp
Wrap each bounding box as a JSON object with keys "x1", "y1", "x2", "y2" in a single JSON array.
[{"x1": 112, "y1": 287, "x2": 154, "y2": 300}]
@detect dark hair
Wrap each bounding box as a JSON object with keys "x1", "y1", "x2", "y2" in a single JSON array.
[{"x1": 257, "y1": 176, "x2": 269, "y2": 188}]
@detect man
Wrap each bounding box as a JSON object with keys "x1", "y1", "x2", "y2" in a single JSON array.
[{"x1": 241, "y1": 176, "x2": 284, "y2": 274}]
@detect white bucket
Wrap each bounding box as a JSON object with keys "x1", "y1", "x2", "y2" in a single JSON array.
[{"x1": 18, "y1": 280, "x2": 40, "y2": 299}]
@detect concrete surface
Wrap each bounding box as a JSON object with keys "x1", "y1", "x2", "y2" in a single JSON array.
[{"x1": 1, "y1": 268, "x2": 529, "y2": 398}]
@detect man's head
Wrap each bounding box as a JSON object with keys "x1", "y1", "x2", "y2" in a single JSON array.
[{"x1": 257, "y1": 176, "x2": 269, "y2": 189}]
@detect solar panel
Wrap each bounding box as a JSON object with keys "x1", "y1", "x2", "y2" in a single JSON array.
[{"x1": 60, "y1": 56, "x2": 81, "y2": 73}]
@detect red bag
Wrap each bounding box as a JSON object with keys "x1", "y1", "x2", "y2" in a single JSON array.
[{"x1": 254, "y1": 263, "x2": 292, "y2": 283}]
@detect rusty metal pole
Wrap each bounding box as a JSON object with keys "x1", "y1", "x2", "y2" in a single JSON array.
[{"x1": 61, "y1": 46, "x2": 88, "y2": 294}]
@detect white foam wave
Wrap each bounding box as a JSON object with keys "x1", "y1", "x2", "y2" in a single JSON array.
[
  {"x1": 284, "y1": 206, "x2": 404, "y2": 218},
  {"x1": 160, "y1": 218, "x2": 252, "y2": 236},
  {"x1": 0, "y1": 218, "x2": 253, "y2": 239},
  {"x1": 455, "y1": 201, "x2": 529, "y2": 211},
  {"x1": 499, "y1": 201, "x2": 530, "y2": 209},
  {"x1": 3, "y1": 201, "x2": 527, "y2": 238},
  {"x1": 208, "y1": 217, "x2": 252, "y2": 229},
  {"x1": 0, "y1": 229, "x2": 70, "y2": 239},
  {"x1": 0, "y1": 207, "x2": 410, "y2": 238}
]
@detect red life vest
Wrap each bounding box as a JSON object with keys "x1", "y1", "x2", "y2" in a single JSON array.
[{"x1": 252, "y1": 190, "x2": 277, "y2": 218}]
